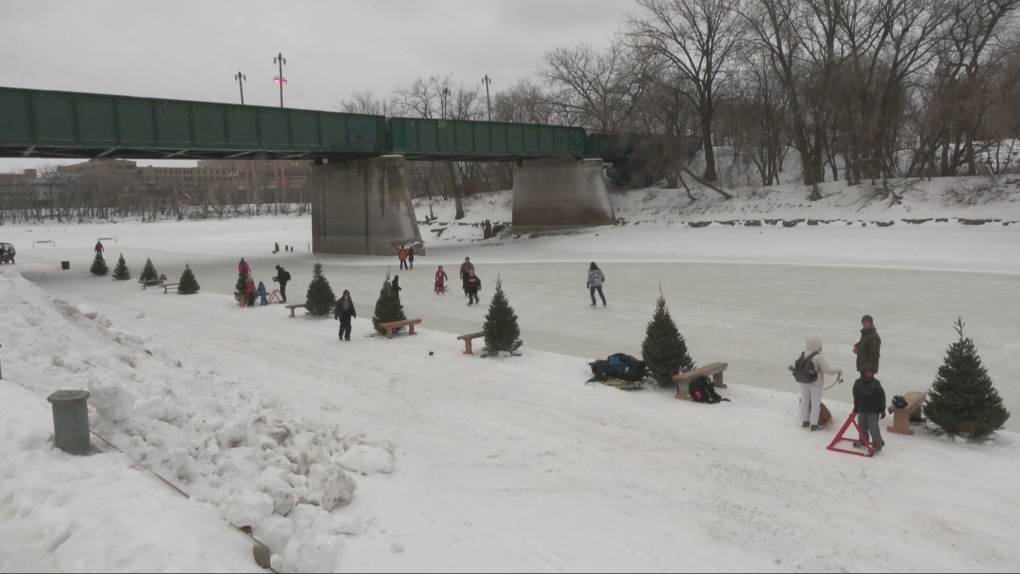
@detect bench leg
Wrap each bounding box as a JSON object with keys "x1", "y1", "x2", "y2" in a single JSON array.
[
  {"x1": 408, "y1": 324, "x2": 416, "y2": 336},
  {"x1": 289, "y1": 308, "x2": 296, "y2": 318},
  {"x1": 386, "y1": 328, "x2": 394, "y2": 340},
  {"x1": 713, "y1": 372, "x2": 727, "y2": 389},
  {"x1": 887, "y1": 411, "x2": 914, "y2": 436},
  {"x1": 463, "y1": 340, "x2": 473, "y2": 355}
]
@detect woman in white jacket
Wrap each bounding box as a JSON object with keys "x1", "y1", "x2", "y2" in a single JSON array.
[{"x1": 800, "y1": 336, "x2": 843, "y2": 431}]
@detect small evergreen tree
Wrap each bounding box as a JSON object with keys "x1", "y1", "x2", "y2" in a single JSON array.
[
  {"x1": 641, "y1": 293, "x2": 696, "y2": 387},
  {"x1": 112, "y1": 254, "x2": 131, "y2": 281},
  {"x1": 178, "y1": 264, "x2": 200, "y2": 295},
  {"x1": 372, "y1": 271, "x2": 406, "y2": 333},
  {"x1": 139, "y1": 257, "x2": 159, "y2": 282},
  {"x1": 482, "y1": 277, "x2": 522, "y2": 357},
  {"x1": 90, "y1": 252, "x2": 109, "y2": 276},
  {"x1": 305, "y1": 261, "x2": 336, "y2": 317},
  {"x1": 235, "y1": 269, "x2": 248, "y2": 302},
  {"x1": 923, "y1": 318, "x2": 1010, "y2": 439}
]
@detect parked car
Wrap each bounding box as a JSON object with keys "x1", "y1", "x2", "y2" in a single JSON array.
[{"x1": 0, "y1": 242, "x2": 15, "y2": 264}]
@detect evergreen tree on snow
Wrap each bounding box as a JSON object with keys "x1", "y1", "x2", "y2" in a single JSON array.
[
  {"x1": 112, "y1": 254, "x2": 131, "y2": 281},
  {"x1": 372, "y1": 271, "x2": 406, "y2": 333},
  {"x1": 923, "y1": 318, "x2": 1010, "y2": 439},
  {"x1": 641, "y1": 293, "x2": 695, "y2": 387},
  {"x1": 482, "y1": 276, "x2": 522, "y2": 357},
  {"x1": 177, "y1": 264, "x2": 200, "y2": 295},
  {"x1": 90, "y1": 252, "x2": 108, "y2": 276},
  {"x1": 139, "y1": 257, "x2": 159, "y2": 282},
  {"x1": 234, "y1": 269, "x2": 248, "y2": 302},
  {"x1": 305, "y1": 261, "x2": 336, "y2": 316}
]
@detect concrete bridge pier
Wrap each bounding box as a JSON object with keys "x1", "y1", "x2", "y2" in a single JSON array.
[
  {"x1": 511, "y1": 158, "x2": 616, "y2": 233},
  {"x1": 311, "y1": 156, "x2": 423, "y2": 256}
]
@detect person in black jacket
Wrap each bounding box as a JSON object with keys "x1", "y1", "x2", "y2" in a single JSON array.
[
  {"x1": 274, "y1": 265, "x2": 292, "y2": 303},
  {"x1": 852, "y1": 368, "x2": 886, "y2": 452},
  {"x1": 333, "y1": 290, "x2": 356, "y2": 341}
]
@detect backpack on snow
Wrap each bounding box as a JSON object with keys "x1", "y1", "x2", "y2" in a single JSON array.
[
  {"x1": 688, "y1": 375, "x2": 726, "y2": 404},
  {"x1": 790, "y1": 351, "x2": 820, "y2": 383},
  {"x1": 588, "y1": 353, "x2": 647, "y2": 382}
]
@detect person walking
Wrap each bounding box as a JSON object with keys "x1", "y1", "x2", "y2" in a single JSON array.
[
  {"x1": 853, "y1": 314, "x2": 882, "y2": 376},
  {"x1": 587, "y1": 262, "x2": 607, "y2": 307},
  {"x1": 333, "y1": 290, "x2": 357, "y2": 341},
  {"x1": 274, "y1": 265, "x2": 291, "y2": 303},
  {"x1": 407, "y1": 245, "x2": 415, "y2": 269},
  {"x1": 464, "y1": 269, "x2": 482, "y2": 305},
  {"x1": 852, "y1": 368, "x2": 887, "y2": 452},
  {"x1": 435, "y1": 265, "x2": 448, "y2": 294},
  {"x1": 459, "y1": 257, "x2": 475, "y2": 297},
  {"x1": 392, "y1": 275, "x2": 402, "y2": 294},
  {"x1": 94, "y1": 240, "x2": 104, "y2": 256},
  {"x1": 798, "y1": 337, "x2": 843, "y2": 431},
  {"x1": 398, "y1": 246, "x2": 409, "y2": 270}
]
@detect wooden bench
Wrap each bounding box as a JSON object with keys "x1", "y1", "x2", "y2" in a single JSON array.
[
  {"x1": 162, "y1": 282, "x2": 180, "y2": 293},
  {"x1": 140, "y1": 279, "x2": 163, "y2": 289},
  {"x1": 378, "y1": 318, "x2": 422, "y2": 340},
  {"x1": 673, "y1": 362, "x2": 729, "y2": 401},
  {"x1": 457, "y1": 331, "x2": 486, "y2": 355},
  {"x1": 285, "y1": 303, "x2": 307, "y2": 317},
  {"x1": 888, "y1": 391, "x2": 926, "y2": 436}
]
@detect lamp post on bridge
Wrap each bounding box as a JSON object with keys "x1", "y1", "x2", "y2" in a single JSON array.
[
  {"x1": 441, "y1": 87, "x2": 450, "y2": 120},
  {"x1": 273, "y1": 52, "x2": 287, "y2": 108},
  {"x1": 234, "y1": 71, "x2": 246, "y2": 105},
  {"x1": 482, "y1": 74, "x2": 492, "y2": 122}
]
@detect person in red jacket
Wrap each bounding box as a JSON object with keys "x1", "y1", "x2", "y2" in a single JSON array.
[
  {"x1": 94, "y1": 240, "x2": 104, "y2": 255},
  {"x1": 434, "y1": 265, "x2": 448, "y2": 294}
]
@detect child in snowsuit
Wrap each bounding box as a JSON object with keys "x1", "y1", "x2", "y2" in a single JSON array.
[
  {"x1": 245, "y1": 276, "x2": 256, "y2": 307},
  {"x1": 435, "y1": 265, "x2": 448, "y2": 294},
  {"x1": 256, "y1": 281, "x2": 268, "y2": 305},
  {"x1": 852, "y1": 368, "x2": 887, "y2": 452}
]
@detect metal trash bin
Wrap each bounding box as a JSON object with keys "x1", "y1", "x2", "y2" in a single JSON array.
[
  {"x1": 47, "y1": 390, "x2": 91, "y2": 455},
  {"x1": 61, "y1": 261, "x2": 70, "y2": 270}
]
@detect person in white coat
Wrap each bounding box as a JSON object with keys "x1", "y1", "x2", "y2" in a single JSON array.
[{"x1": 800, "y1": 336, "x2": 843, "y2": 431}]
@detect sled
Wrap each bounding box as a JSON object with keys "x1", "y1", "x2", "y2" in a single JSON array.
[{"x1": 826, "y1": 410, "x2": 874, "y2": 457}]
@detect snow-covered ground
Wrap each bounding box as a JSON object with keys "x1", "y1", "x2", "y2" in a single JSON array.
[{"x1": 2, "y1": 175, "x2": 1019, "y2": 572}]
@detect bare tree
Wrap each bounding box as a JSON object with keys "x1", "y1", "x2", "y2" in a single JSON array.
[
  {"x1": 538, "y1": 40, "x2": 646, "y2": 131},
  {"x1": 743, "y1": 0, "x2": 845, "y2": 198},
  {"x1": 628, "y1": 0, "x2": 748, "y2": 183},
  {"x1": 339, "y1": 90, "x2": 388, "y2": 115},
  {"x1": 909, "y1": 0, "x2": 1020, "y2": 177}
]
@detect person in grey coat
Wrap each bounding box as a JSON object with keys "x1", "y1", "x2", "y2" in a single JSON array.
[
  {"x1": 587, "y1": 262, "x2": 606, "y2": 307},
  {"x1": 852, "y1": 368, "x2": 887, "y2": 452},
  {"x1": 799, "y1": 336, "x2": 843, "y2": 430}
]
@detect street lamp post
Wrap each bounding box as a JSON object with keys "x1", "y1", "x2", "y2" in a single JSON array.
[
  {"x1": 273, "y1": 52, "x2": 287, "y2": 108},
  {"x1": 234, "y1": 71, "x2": 246, "y2": 105},
  {"x1": 482, "y1": 74, "x2": 492, "y2": 122},
  {"x1": 441, "y1": 87, "x2": 450, "y2": 119}
]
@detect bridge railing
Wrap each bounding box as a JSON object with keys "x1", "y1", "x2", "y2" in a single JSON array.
[
  {"x1": 387, "y1": 117, "x2": 586, "y2": 161},
  {"x1": 0, "y1": 87, "x2": 387, "y2": 160}
]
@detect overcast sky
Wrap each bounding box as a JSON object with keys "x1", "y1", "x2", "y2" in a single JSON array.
[{"x1": 1, "y1": 0, "x2": 632, "y2": 173}]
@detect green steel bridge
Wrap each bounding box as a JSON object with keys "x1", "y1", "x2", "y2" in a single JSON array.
[{"x1": 0, "y1": 86, "x2": 638, "y2": 164}]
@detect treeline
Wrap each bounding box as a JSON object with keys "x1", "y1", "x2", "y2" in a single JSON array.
[
  {"x1": 342, "y1": 0, "x2": 1020, "y2": 201},
  {"x1": 0, "y1": 169, "x2": 312, "y2": 224}
]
